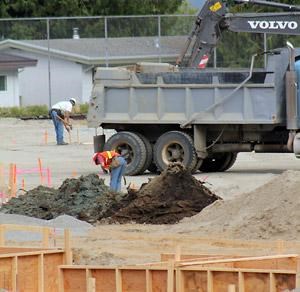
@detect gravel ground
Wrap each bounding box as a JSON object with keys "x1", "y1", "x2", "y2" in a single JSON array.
[{"x1": 1, "y1": 118, "x2": 300, "y2": 263}]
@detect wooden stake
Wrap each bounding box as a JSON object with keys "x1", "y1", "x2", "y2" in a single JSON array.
[
  {"x1": 175, "y1": 245, "x2": 181, "y2": 262},
  {"x1": 228, "y1": 284, "x2": 236, "y2": 292},
  {"x1": 167, "y1": 260, "x2": 174, "y2": 292},
  {"x1": 0, "y1": 225, "x2": 5, "y2": 246},
  {"x1": 64, "y1": 229, "x2": 72, "y2": 265},
  {"x1": 296, "y1": 257, "x2": 300, "y2": 288},
  {"x1": 38, "y1": 158, "x2": 44, "y2": 185},
  {"x1": 42, "y1": 227, "x2": 50, "y2": 248}
]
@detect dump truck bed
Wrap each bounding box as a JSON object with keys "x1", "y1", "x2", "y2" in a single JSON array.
[{"x1": 88, "y1": 49, "x2": 291, "y2": 128}]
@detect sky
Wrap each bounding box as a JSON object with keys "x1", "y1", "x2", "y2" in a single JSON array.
[{"x1": 188, "y1": 0, "x2": 205, "y2": 8}]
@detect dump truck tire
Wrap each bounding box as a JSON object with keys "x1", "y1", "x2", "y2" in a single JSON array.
[
  {"x1": 153, "y1": 131, "x2": 198, "y2": 172},
  {"x1": 199, "y1": 152, "x2": 237, "y2": 172},
  {"x1": 147, "y1": 162, "x2": 160, "y2": 174},
  {"x1": 104, "y1": 131, "x2": 147, "y2": 176},
  {"x1": 133, "y1": 132, "x2": 153, "y2": 174},
  {"x1": 220, "y1": 153, "x2": 237, "y2": 171}
]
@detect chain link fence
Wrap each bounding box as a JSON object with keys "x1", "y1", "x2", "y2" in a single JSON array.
[{"x1": 0, "y1": 15, "x2": 299, "y2": 107}]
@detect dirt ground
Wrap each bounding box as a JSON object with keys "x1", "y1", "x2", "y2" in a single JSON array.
[{"x1": 2, "y1": 118, "x2": 300, "y2": 265}]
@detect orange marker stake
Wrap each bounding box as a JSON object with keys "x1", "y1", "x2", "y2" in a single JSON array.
[{"x1": 38, "y1": 158, "x2": 44, "y2": 185}]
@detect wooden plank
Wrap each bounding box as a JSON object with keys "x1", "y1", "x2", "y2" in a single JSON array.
[
  {"x1": 238, "y1": 271, "x2": 245, "y2": 292},
  {"x1": 63, "y1": 269, "x2": 86, "y2": 292},
  {"x1": 182, "y1": 270, "x2": 207, "y2": 291},
  {"x1": 212, "y1": 271, "x2": 238, "y2": 292},
  {"x1": 44, "y1": 253, "x2": 64, "y2": 292},
  {"x1": 42, "y1": 228, "x2": 50, "y2": 248},
  {"x1": 228, "y1": 284, "x2": 236, "y2": 292},
  {"x1": 167, "y1": 261, "x2": 174, "y2": 292},
  {"x1": 151, "y1": 270, "x2": 168, "y2": 292},
  {"x1": 64, "y1": 229, "x2": 72, "y2": 265},
  {"x1": 38, "y1": 254, "x2": 44, "y2": 292},
  {"x1": 274, "y1": 273, "x2": 296, "y2": 291},
  {"x1": 92, "y1": 269, "x2": 116, "y2": 292},
  {"x1": 208, "y1": 270, "x2": 213, "y2": 292},
  {"x1": 244, "y1": 272, "x2": 269, "y2": 292},
  {"x1": 296, "y1": 257, "x2": 300, "y2": 288},
  {"x1": 87, "y1": 277, "x2": 96, "y2": 292},
  {"x1": 146, "y1": 269, "x2": 152, "y2": 292},
  {"x1": 0, "y1": 225, "x2": 5, "y2": 246},
  {"x1": 17, "y1": 255, "x2": 39, "y2": 292},
  {"x1": 116, "y1": 268, "x2": 122, "y2": 292},
  {"x1": 178, "y1": 254, "x2": 299, "y2": 270},
  {"x1": 121, "y1": 269, "x2": 147, "y2": 292},
  {"x1": 12, "y1": 256, "x2": 17, "y2": 292},
  {"x1": 175, "y1": 269, "x2": 184, "y2": 292},
  {"x1": 0, "y1": 257, "x2": 13, "y2": 291},
  {"x1": 58, "y1": 268, "x2": 64, "y2": 292}
]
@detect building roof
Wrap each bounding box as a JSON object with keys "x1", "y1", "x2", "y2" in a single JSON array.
[
  {"x1": 0, "y1": 52, "x2": 37, "y2": 69},
  {"x1": 0, "y1": 37, "x2": 188, "y2": 65}
]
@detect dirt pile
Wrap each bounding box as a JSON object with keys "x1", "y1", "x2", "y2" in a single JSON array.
[
  {"x1": 173, "y1": 170, "x2": 300, "y2": 240},
  {"x1": 109, "y1": 163, "x2": 221, "y2": 224},
  {"x1": 0, "y1": 163, "x2": 220, "y2": 225},
  {"x1": 0, "y1": 174, "x2": 125, "y2": 223}
]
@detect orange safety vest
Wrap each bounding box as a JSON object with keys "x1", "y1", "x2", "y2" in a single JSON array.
[{"x1": 98, "y1": 151, "x2": 120, "y2": 169}]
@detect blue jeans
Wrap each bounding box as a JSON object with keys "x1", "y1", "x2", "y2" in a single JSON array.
[
  {"x1": 51, "y1": 111, "x2": 64, "y2": 144},
  {"x1": 110, "y1": 156, "x2": 127, "y2": 192}
]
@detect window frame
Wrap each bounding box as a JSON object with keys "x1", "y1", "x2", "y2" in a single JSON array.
[{"x1": 0, "y1": 75, "x2": 7, "y2": 92}]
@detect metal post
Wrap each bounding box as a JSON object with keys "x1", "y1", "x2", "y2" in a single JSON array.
[
  {"x1": 105, "y1": 17, "x2": 109, "y2": 67},
  {"x1": 47, "y1": 19, "x2": 52, "y2": 108},
  {"x1": 213, "y1": 47, "x2": 217, "y2": 68},
  {"x1": 264, "y1": 33, "x2": 267, "y2": 68},
  {"x1": 158, "y1": 15, "x2": 161, "y2": 63}
]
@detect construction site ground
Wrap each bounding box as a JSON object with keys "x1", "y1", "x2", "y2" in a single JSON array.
[{"x1": 1, "y1": 118, "x2": 300, "y2": 266}]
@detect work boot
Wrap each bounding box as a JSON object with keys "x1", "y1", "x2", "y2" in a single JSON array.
[{"x1": 57, "y1": 141, "x2": 68, "y2": 145}]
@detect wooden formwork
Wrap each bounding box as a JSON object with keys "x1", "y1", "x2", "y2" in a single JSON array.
[
  {"x1": 0, "y1": 224, "x2": 73, "y2": 292},
  {"x1": 58, "y1": 254, "x2": 300, "y2": 292}
]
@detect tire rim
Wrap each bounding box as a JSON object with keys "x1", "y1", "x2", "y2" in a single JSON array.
[{"x1": 161, "y1": 142, "x2": 185, "y2": 164}]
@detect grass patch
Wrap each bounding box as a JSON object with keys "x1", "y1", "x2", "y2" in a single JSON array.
[{"x1": 0, "y1": 103, "x2": 89, "y2": 118}]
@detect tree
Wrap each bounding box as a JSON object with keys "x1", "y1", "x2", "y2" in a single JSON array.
[{"x1": 0, "y1": 0, "x2": 184, "y2": 18}]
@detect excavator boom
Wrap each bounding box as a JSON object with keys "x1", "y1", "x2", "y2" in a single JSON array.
[{"x1": 177, "y1": 0, "x2": 300, "y2": 68}]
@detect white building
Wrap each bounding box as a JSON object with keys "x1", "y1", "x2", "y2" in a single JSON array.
[
  {"x1": 0, "y1": 37, "x2": 185, "y2": 107},
  {"x1": 0, "y1": 52, "x2": 37, "y2": 107}
]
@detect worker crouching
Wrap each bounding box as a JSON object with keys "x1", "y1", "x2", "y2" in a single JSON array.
[{"x1": 93, "y1": 150, "x2": 127, "y2": 192}]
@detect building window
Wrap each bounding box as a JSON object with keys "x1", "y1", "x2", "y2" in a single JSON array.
[{"x1": 0, "y1": 76, "x2": 7, "y2": 91}]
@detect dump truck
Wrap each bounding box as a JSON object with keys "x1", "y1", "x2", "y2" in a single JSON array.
[{"x1": 87, "y1": 0, "x2": 300, "y2": 175}]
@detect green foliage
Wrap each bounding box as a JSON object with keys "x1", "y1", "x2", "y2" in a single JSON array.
[
  {"x1": 0, "y1": 105, "x2": 49, "y2": 118},
  {"x1": 78, "y1": 103, "x2": 89, "y2": 114},
  {"x1": 0, "y1": 104, "x2": 88, "y2": 118},
  {"x1": 0, "y1": 0, "x2": 184, "y2": 18}
]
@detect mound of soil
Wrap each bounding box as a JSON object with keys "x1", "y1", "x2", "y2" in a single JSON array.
[
  {"x1": 0, "y1": 164, "x2": 220, "y2": 225},
  {"x1": 110, "y1": 163, "x2": 221, "y2": 224},
  {"x1": 172, "y1": 170, "x2": 300, "y2": 240},
  {"x1": 0, "y1": 174, "x2": 125, "y2": 223}
]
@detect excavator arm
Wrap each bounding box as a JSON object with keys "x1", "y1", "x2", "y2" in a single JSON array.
[{"x1": 176, "y1": 0, "x2": 300, "y2": 68}]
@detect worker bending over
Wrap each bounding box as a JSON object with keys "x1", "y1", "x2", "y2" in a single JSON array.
[
  {"x1": 93, "y1": 150, "x2": 127, "y2": 192},
  {"x1": 49, "y1": 98, "x2": 76, "y2": 145}
]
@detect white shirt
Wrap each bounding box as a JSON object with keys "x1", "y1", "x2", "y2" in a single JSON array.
[{"x1": 52, "y1": 101, "x2": 73, "y2": 113}]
